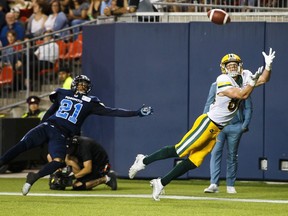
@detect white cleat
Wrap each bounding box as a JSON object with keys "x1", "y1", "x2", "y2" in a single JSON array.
[
  {"x1": 227, "y1": 186, "x2": 237, "y2": 194},
  {"x1": 204, "y1": 184, "x2": 219, "y2": 193},
  {"x1": 150, "y1": 178, "x2": 164, "y2": 201},
  {"x1": 129, "y1": 154, "x2": 146, "y2": 179},
  {"x1": 22, "y1": 183, "x2": 32, "y2": 196}
]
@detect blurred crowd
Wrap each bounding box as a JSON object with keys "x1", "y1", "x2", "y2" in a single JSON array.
[
  {"x1": 0, "y1": 0, "x2": 285, "y2": 92},
  {"x1": 0, "y1": 0, "x2": 157, "y2": 39},
  {"x1": 0, "y1": 0, "x2": 283, "y2": 43},
  {"x1": 0, "y1": 0, "x2": 158, "y2": 91}
]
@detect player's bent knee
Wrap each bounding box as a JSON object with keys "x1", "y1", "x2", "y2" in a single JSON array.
[{"x1": 73, "y1": 182, "x2": 87, "y2": 190}]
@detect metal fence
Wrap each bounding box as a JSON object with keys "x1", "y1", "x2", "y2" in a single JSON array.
[
  {"x1": 0, "y1": 21, "x2": 98, "y2": 115},
  {"x1": 152, "y1": 0, "x2": 288, "y2": 12}
]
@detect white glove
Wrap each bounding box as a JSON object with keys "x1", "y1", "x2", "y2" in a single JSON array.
[
  {"x1": 262, "y1": 48, "x2": 275, "y2": 71},
  {"x1": 248, "y1": 66, "x2": 263, "y2": 86}
]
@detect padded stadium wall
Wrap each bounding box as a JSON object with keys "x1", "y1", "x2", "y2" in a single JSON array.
[{"x1": 81, "y1": 22, "x2": 288, "y2": 181}]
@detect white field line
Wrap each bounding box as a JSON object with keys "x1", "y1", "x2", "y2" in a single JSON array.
[{"x1": 0, "y1": 192, "x2": 288, "y2": 204}]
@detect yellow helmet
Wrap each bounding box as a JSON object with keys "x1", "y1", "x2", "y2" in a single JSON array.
[{"x1": 220, "y1": 53, "x2": 243, "y2": 77}]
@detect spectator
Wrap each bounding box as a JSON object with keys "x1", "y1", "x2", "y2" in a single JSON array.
[
  {"x1": 0, "y1": 12, "x2": 25, "y2": 47},
  {"x1": 17, "y1": 0, "x2": 34, "y2": 22},
  {"x1": 0, "y1": 30, "x2": 22, "y2": 67},
  {"x1": 68, "y1": 0, "x2": 89, "y2": 24},
  {"x1": 103, "y1": 0, "x2": 128, "y2": 16},
  {"x1": 87, "y1": 0, "x2": 101, "y2": 19},
  {"x1": 240, "y1": 0, "x2": 256, "y2": 12},
  {"x1": 44, "y1": 0, "x2": 69, "y2": 39},
  {"x1": 8, "y1": 0, "x2": 33, "y2": 10},
  {"x1": 60, "y1": 0, "x2": 70, "y2": 16},
  {"x1": 22, "y1": 95, "x2": 46, "y2": 119},
  {"x1": 0, "y1": 2, "x2": 8, "y2": 33},
  {"x1": 16, "y1": 30, "x2": 59, "y2": 89},
  {"x1": 0, "y1": 0, "x2": 9, "y2": 13},
  {"x1": 130, "y1": 0, "x2": 157, "y2": 12},
  {"x1": 58, "y1": 66, "x2": 73, "y2": 89},
  {"x1": 64, "y1": 136, "x2": 117, "y2": 191},
  {"x1": 67, "y1": 0, "x2": 89, "y2": 39},
  {"x1": 99, "y1": 0, "x2": 112, "y2": 15},
  {"x1": 164, "y1": 0, "x2": 181, "y2": 12},
  {"x1": 10, "y1": 6, "x2": 26, "y2": 27},
  {"x1": 26, "y1": 0, "x2": 48, "y2": 39}
]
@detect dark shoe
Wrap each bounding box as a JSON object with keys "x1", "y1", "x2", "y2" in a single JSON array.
[{"x1": 106, "y1": 171, "x2": 117, "y2": 190}]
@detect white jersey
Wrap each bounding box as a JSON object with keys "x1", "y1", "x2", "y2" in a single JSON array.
[{"x1": 207, "y1": 70, "x2": 252, "y2": 127}]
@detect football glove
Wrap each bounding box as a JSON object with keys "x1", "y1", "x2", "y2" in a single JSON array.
[
  {"x1": 248, "y1": 66, "x2": 263, "y2": 87},
  {"x1": 262, "y1": 48, "x2": 275, "y2": 71},
  {"x1": 138, "y1": 105, "x2": 153, "y2": 117}
]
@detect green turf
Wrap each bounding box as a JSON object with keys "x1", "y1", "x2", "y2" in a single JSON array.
[{"x1": 0, "y1": 178, "x2": 288, "y2": 216}]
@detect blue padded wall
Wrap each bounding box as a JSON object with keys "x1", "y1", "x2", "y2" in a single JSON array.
[
  {"x1": 82, "y1": 23, "x2": 189, "y2": 178},
  {"x1": 82, "y1": 24, "x2": 116, "y2": 166},
  {"x1": 82, "y1": 22, "x2": 288, "y2": 181},
  {"x1": 263, "y1": 23, "x2": 288, "y2": 181}
]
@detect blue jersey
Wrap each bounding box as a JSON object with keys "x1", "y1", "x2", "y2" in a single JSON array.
[{"x1": 43, "y1": 88, "x2": 138, "y2": 136}]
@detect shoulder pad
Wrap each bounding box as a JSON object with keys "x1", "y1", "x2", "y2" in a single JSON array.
[
  {"x1": 49, "y1": 91, "x2": 57, "y2": 103},
  {"x1": 89, "y1": 96, "x2": 101, "y2": 103},
  {"x1": 49, "y1": 88, "x2": 62, "y2": 103}
]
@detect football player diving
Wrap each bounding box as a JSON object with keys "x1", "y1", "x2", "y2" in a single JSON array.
[
  {"x1": 129, "y1": 48, "x2": 275, "y2": 201},
  {"x1": 0, "y1": 75, "x2": 153, "y2": 195}
]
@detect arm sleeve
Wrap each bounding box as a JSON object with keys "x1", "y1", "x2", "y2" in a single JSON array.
[
  {"x1": 53, "y1": 12, "x2": 68, "y2": 31},
  {"x1": 15, "y1": 24, "x2": 25, "y2": 41},
  {"x1": 92, "y1": 102, "x2": 139, "y2": 117},
  {"x1": 203, "y1": 82, "x2": 217, "y2": 113},
  {"x1": 242, "y1": 96, "x2": 253, "y2": 129},
  {"x1": 41, "y1": 103, "x2": 58, "y2": 122}
]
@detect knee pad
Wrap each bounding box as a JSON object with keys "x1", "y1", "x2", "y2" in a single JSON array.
[{"x1": 163, "y1": 146, "x2": 178, "y2": 157}]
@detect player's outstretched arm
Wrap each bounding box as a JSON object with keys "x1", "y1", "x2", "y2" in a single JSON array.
[
  {"x1": 94, "y1": 103, "x2": 153, "y2": 117},
  {"x1": 248, "y1": 66, "x2": 263, "y2": 87},
  {"x1": 221, "y1": 67, "x2": 263, "y2": 100},
  {"x1": 256, "y1": 48, "x2": 276, "y2": 86}
]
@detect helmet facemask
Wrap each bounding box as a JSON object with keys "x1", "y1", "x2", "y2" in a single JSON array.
[
  {"x1": 71, "y1": 75, "x2": 92, "y2": 94},
  {"x1": 224, "y1": 62, "x2": 242, "y2": 78},
  {"x1": 220, "y1": 53, "x2": 243, "y2": 78}
]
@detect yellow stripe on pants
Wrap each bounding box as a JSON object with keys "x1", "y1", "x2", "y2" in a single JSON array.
[{"x1": 175, "y1": 114, "x2": 221, "y2": 167}]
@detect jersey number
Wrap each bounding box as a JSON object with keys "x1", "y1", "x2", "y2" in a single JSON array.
[
  {"x1": 228, "y1": 98, "x2": 240, "y2": 112},
  {"x1": 56, "y1": 99, "x2": 83, "y2": 124}
]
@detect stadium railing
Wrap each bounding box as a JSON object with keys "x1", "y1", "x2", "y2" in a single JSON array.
[{"x1": 0, "y1": 20, "x2": 97, "y2": 115}]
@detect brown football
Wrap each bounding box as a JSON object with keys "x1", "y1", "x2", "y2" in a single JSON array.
[{"x1": 207, "y1": 9, "x2": 231, "y2": 25}]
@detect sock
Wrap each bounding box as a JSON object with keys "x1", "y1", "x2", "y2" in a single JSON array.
[
  {"x1": 161, "y1": 159, "x2": 197, "y2": 186},
  {"x1": 37, "y1": 161, "x2": 66, "y2": 178},
  {"x1": 143, "y1": 146, "x2": 178, "y2": 165},
  {"x1": 105, "y1": 175, "x2": 111, "y2": 183}
]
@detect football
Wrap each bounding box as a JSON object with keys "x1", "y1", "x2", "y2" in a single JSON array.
[{"x1": 207, "y1": 9, "x2": 231, "y2": 25}]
